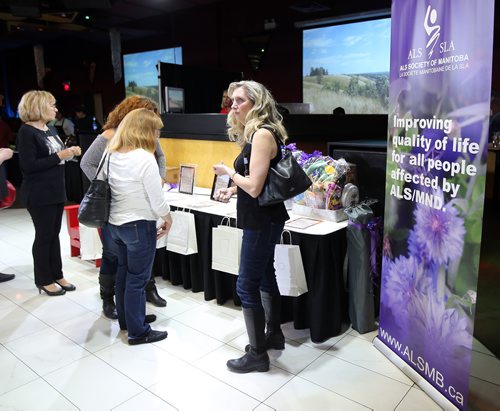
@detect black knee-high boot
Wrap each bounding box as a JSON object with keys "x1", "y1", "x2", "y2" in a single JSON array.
[
  {"x1": 246, "y1": 291, "x2": 285, "y2": 352},
  {"x1": 261, "y1": 290, "x2": 285, "y2": 349},
  {"x1": 227, "y1": 307, "x2": 269, "y2": 373},
  {"x1": 99, "y1": 274, "x2": 117, "y2": 320}
]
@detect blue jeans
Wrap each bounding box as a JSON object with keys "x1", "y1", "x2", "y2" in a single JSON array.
[
  {"x1": 99, "y1": 224, "x2": 118, "y2": 276},
  {"x1": 108, "y1": 220, "x2": 157, "y2": 339},
  {"x1": 237, "y1": 222, "x2": 284, "y2": 309}
]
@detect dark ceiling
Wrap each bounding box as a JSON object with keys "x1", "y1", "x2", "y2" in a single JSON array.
[
  {"x1": 0, "y1": 0, "x2": 394, "y2": 52},
  {"x1": 0, "y1": 0, "x2": 233, "y2": 50}
]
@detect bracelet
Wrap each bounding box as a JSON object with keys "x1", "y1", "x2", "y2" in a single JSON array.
[{"x1": 231, "y1": 170, "x2": 238, "y2": 179}]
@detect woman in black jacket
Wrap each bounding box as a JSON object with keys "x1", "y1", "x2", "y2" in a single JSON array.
[{"x1": 17, "y1": 90, "x2": 81, "y2": 296}]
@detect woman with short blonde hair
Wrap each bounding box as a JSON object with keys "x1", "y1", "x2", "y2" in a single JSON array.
[
  {"x1": 17, "y1": 90, "x2": 56, "y2": 123},
  {"x1": 17, "y1": 90, "x2": 82, "y2": 296}
]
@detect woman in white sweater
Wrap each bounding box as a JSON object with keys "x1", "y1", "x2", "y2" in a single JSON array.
[
  {"x1": 106, "y1": 108, "x2": 172, "y2": 345},
  {"x1": 80, "y1": 95, "x2": 167, "y2": 319}
]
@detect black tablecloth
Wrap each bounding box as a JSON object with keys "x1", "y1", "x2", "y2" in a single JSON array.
[{"x1": 152, "y1": 206, "x2": 348, "y2": 343}]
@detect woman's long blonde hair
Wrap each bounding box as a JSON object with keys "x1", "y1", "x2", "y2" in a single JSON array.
[
  {"x1": 107, "y1": 108, "x2": 163, "y2": 154},
  {"x1": 226, "y1": 81, "x2": 288, "y2": 147}
]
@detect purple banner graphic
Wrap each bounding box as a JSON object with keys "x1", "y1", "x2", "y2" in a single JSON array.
[{"x1": 377, "y1": 0, "x2": 494, "y2": 409}]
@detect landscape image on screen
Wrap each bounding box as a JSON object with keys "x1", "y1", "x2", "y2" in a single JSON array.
[
  {"x1": 303, "y1": 18, "x2": 390, "y2": 114},
  {"x1": 166, "y1": 87, "x2": 184, "y2": 113},
  {"x1": 123, "y1": 47, "x2": 182, "y2": 102}
]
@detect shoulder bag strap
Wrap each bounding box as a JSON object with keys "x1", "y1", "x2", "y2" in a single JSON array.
[
  {"x1": 94, "y1": 152, "x2": 110, "y2": 180},
  {"x1": 260, "y1": 124, "x2": 282, "y2": 153},
  {"x1": 106, "y1": 152, "x2": 110, "y2": 181}
]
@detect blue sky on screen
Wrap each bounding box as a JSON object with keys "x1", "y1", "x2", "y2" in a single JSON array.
[
  {"x1": 303, "y1": 18, "x2": 390, "y2": 76},
  {"x1": 123, "y1": 47, "x2": 182, "y2": 86}
]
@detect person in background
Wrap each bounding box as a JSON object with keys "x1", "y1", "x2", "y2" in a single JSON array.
[
  {"x1": 106, "y1": 108, "x2": 172, "y2": 345},
  {"x1": 17, "y1": 90, "x2": 81, "y2": 296},
  {"x1": 219, "y1": 89, "x2": 232, "y2": 114},
  {"x1": 213, "y1": 80, "x2": 289, "y2": 373},
  {"x1": 0, "y1": 116, "x2": 14, "y2": 148},
  {"x1": 74, "y1": 105, "x2": 101, "y2": 134},
  {"x1": 0, "y1": 147, "x2": 15, "y2": 283},
  {"x1": 80, "y1": 95, "x2": 168, "y2": 319},
  {"x1": 489, "y1": 98, "x2": 500, "y2": 142},
  {"x1": 49, "y1": 111, "x2": 75, "y2": 144},
  {"x1": 333, "y1": 106, "x2": 345, "y2": 115}
]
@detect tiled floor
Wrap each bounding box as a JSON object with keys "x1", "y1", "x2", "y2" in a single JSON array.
[{"x1": 0, "y1": 208, "x2": 498, "y2": 410}]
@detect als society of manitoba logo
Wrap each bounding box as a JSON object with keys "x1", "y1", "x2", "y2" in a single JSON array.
[
  {"x1": 399, "y1": 3, "x2": 469, "y2": 78},
  {"x1": 424, "y1": 5, "x2": 440, "y2": 58}
]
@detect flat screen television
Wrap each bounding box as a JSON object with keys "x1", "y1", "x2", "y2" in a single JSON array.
[
  {"x1": 123, "y1": 47, "x2": 182, "y2": 102},
  {"x1": 165, "y1": 87, "x2": 185, "y2": 113},
  {"x1": 302, "y1": 17, "x2": 391, "y2": 114}
]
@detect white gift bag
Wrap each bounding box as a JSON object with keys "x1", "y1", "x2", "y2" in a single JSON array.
[
  {"x1": 211, "y1": 217, "x2": 242, "y2": 275},
  {"x1": 273, "y1": 230, "x2": 308, "y2": 297},
  {"x1": 166, "y1": 210, "x2": 198, "y2": 255},
  {"x1": 78, "y1": 224, "x2": 103, "y2": 260}
]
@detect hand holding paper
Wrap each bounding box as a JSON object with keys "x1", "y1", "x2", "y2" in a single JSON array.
[
  {"x1": 213, "y1": 187, "x2": 234, "y2": 203},
  {"x1": 213, "y1": 161, "x2": 232, "y2": 177}
]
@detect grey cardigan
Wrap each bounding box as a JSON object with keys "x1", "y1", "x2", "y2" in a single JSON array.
[{"x1": 80, "y1": 134, "x2": 166, "y2": 180}]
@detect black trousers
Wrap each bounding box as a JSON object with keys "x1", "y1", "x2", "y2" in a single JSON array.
[{"x1": 27, "y1": 203, "x2": 64, "y2": 286}]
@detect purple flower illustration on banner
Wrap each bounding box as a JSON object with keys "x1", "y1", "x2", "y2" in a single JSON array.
[
  {"x1": 409, "y1": 292, "x2": 472, "y2": 357},
  {"x1": 412, "y1": 201, "x2": 465, "y2": 266},
  {"x1": 381, "y1": 255, "x2": 432, "y2": 321},
  {"x1": 407, "y1": 228, "x2": 440, "y2": 287},
  {"x1": 408, "y1": 289, "x2": 472, "y2": 383},
  {"x1": 407, "y1": 229, "x2": 428, "y2": 263}
]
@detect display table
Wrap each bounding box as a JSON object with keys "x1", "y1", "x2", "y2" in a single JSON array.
[{"x1": 155, "y1": 188, "x2": 349, "y2": 343}]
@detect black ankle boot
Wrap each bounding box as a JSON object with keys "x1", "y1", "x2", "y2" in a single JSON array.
[
  {"x1": 228, "y1": 308, "x2": 269, "y2": 373},
  {"x1": 146, "y1": 276, "x2": 167, "y2": 307},
  {"x1": 99, "y1": 274, "x2": 118, "y2": 320},
  {"x1": 227, "y1": 349, "x2": 270, "y2": 373},
  {"x1": 103, "y1": 299, "x2": 118, "y2": 320}
]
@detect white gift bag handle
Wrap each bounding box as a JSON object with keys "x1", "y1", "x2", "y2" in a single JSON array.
[
  {"x1": 220, "y1": 216, "x2": 231, "y2": 226},
  {"x1": 220, "y1": 214, "x2": 239, "y2": 228},
  {"x1": 280, "y1": 230, "x2": 293, "y2": 245}
]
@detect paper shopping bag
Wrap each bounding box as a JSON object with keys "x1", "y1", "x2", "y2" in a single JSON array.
[
  {"x1": 211, "y1": 219, "x2": 242, "y2": 275},
  {"x1": 78, "y1": 224, "x2": 103, "y2": 260},
  {"x1": 273, "y1": 231, "x2": 308, "y2": 296},
  {"x1": 166, "y1": 210, "x2": 198, "y2": 255}
]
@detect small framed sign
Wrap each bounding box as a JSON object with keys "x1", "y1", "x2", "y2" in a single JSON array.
[
  {"x1": 178, "y1": 164, "x2": 197, "y2": 194},
  {"x1": 210, "y1": 174, "x2": 231, "y2": 200}
]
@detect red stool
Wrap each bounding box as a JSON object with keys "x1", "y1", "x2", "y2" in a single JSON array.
[{"x1": 64, "y1": 204, "x2": 101, "y2": 267}]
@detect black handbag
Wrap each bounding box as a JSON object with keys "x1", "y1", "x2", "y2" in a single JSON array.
[
  {"x1": 258, "y1": 147, "x2": 312, "y2": 206},
  {"x1": 78, "y1": 153, "x2": 111, "y2": 228}
]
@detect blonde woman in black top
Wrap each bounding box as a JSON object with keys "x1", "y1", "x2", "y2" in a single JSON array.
[
  {"x1": 213, "y1": 81, "x2": 289, "y2": 373},
  {"x1": 17, "y1": 90, "x2": 81, "y2": 296}
]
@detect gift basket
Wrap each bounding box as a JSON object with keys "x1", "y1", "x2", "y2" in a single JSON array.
[{"x1": 285, "y1": 144, "x2": 359, "y2": 222}]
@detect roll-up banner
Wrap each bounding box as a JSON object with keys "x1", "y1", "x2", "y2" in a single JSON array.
[{"x1": 374, "y1": 1, "x2": 495, "y2": 410}]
